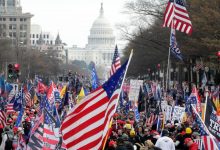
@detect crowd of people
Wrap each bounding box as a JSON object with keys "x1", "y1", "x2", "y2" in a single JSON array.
[{"x1": 0, "y1": 74, "x2": 219, "y2": 150}]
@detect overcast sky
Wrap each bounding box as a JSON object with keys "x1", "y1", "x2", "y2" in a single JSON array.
[{"x1": 21, "y1": 0, "x2": 129, "y2": 47}]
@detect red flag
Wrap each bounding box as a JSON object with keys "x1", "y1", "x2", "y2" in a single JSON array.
[{"x1": 37, "y1": 82, "x2": 47, "y2": 94}]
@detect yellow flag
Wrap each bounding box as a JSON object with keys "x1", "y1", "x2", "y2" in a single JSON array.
[
  {"x1": 77, "y1": 87, "x2": 85, "y2": 104},
  {"x1": 34, "y1": 93, "x2": 38, "y2": 104},
  {"x1": 60, "y1": 85, "x2": 67, "y2": 99}
]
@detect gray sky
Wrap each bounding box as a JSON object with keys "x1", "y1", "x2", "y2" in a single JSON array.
[{"x1": 21, "y1": 0, "x2": 129, "y2": 47}]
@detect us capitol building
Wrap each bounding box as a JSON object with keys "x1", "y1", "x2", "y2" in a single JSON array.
[{"x1": 68, "y1": 3, "x2": 121, "y2": 78}]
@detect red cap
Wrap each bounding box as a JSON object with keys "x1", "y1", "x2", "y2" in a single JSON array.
[
  {"x1": 184, "y1": 138, "x2": 192, "y2": 144},
  {"x1": 25, "y1": 117, "x2": 30, "y2": 122},
  {"x1": 109, "y1": 140, "x2": 116, "y2": 147},
  {"x1": 13, "y1": 127, "x2": 18, "y2": 133}
]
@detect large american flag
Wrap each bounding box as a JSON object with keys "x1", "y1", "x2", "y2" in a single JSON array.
[
  {"x1": 163, "y1": 0, "x2": 192, "y2": 35},
  {"x1": 191, "y1": 105, "x2": 219, "y2": 150},
  {"x1": 110, "y1": 45, "x2": 121, "y2": 77},
  {"x1": 61, "y1": 60, "x2": 128, "y2": 150}
]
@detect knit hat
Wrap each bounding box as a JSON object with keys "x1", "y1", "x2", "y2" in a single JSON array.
[
  {"x1": 130, "y1": 129, "x2": 135, "y2": 137},
  {"x1": 185, "y1": 127, "x2": 192, "y2": 134}
]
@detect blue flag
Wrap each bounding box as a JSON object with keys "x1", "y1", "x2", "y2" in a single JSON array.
[
  {"x1": 170, "y1": 29, "x2": 183, "y2": 61},
  {"x1": 0, "y1": 76, "x2": 5, "y2": 95},
  {"x1": 134, "y1": 106, "x2": 140, "y2": 122},
  {"x1": 13, "y1": 89, "x2": 23, "y2": 111},
  {"x1": 5, "y1": 82, "x2": 13, "y2": 93},
  {"x1": 15, "y1": 108, "x2": 24, "y2": 127},
  {"x1": 91, "y1": 65, "x2": 99, "y2": 90}
]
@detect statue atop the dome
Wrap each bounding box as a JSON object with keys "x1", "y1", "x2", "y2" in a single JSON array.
[{"x1": 100, "y1": 2, "x2": 104, "y2": 17}]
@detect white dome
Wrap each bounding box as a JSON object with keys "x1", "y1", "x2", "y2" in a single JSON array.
[{"x1": 87, "y1": 3, "x2": 115, "y2": 49}]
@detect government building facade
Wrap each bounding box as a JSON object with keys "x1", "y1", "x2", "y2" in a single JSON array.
[{"x1": 68, "y1": 3, "x2": 121, "y2": 78}]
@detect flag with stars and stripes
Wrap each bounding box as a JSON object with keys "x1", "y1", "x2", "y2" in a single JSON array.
[
  {"x1": 43, "y1": 108, "x2": 60, "y2": 150},
  {"x1": 0, "y1": 110, "x2": 6, "y2": 127},
  {"x1": 27, "y1": 113, "x2": 44, "y2": 150},
  {"x1": 24, "y1": 85, "x2": 33, "y2": 107},
  {"x1": 163, "y1": 0, "x2": 192, "y2": 35},
  {"x1": 186, "y1": 87, "x2": 201, "y2": 113},
  {"x1": 191, "y1": 105, "x2": 219, "y2": 150},
  {"x1": 110, "y1": 45, "x2": 121, "y2": 77},
  {"x1": 61, "y1": 60, "x2": 128, "y2": 150}
]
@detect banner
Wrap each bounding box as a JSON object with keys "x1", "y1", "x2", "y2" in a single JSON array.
[
  {"x1": 172, "y1": 106, "x2": 185, "y2": 123},
  {"x1": 205, "y1": 98, "x2": 220, "y2": 142},
  {"x1": 165, "y1": 105, "x2": 172, "y2": 122},
  {"x1": 128, "y1": 80, "x2": 143, "y2": 101},
  {"x1": 161, "y1": 101, "x2": 168, "y2": 112}
]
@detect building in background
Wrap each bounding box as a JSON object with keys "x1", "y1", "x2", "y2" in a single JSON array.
[
  {"x1": 68, "y1": 3, "x2": 122, "y2": 79},
  {"x1": 0, "y1": 0, "x2": 33, "y2": 46},
  {"x1": 30, "y1": 24, "x2": 66, "y2": 62},
  {"x1": 30, "y1": 24, "x2": 54, "y2": 46}
]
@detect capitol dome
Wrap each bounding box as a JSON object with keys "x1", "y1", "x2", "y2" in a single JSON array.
[{"x1": 87, "y1": 3, "x2": 115, "y2": 49}]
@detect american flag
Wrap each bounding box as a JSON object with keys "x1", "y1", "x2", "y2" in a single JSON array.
[
  {"x1": 0, "y1": 110, "x2": 6, "y2": 127},
  {"x1": 191, "y1": 105, "x2": 219, "y2": 150},
  {"x1": 61, "y1": 60, "x2": 128, "y2": 150},
  {"x1": 27, "y1": 107, "x2": 60, "y2": 150},
  {"x1": 163, "y1": 0, "x2": 192, "y2": 35},
  {"x1": 145, "y1": 113, "x2": 158, "y2": 126},
  {"x1": 43, "y1": 108, "x2": 59, "y2": 150},
  {"x1": 6, "y1": 98, "x2": 15, "y2": 114},
  {"x1": 24, "y1": 86, "x2": 32, "y2": 107},
  {"x1": 187, "y1": 87, "x2": 201, "y2": 112},
  {"x1": 27, "y1": 121, "x2": 44, "y2": 150},
  {"x1": 110, "y1": 45, "x2": 121, "y2": 77},
  {"x1": 17, "y1": 134, "x2": 27, "y2": 150}
]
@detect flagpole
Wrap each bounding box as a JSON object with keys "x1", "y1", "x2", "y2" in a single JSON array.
[
  {"x1": 166, "y1": 40, "x2": 171, "y2": 92},
  {"x1": 203, "y1": 90, "x2": 208, "y2": 122},
  {"x1": 101, "y1": 50, "x2": 133, "y2": 150}
]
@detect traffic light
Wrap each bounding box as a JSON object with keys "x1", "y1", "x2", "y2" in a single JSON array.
[
  {"x1": 14, "y1": 63, "x2": 20, "y2": 78},
  {"x1": 7, "y1": 63, "x2": 20, "y2": 79},
  {"x1": 8, "y1": 64, "x2": 13, "y2": 78}
]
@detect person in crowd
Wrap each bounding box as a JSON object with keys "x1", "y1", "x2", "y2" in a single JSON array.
[
  {"x1": 175, "y1": 125, "x2": 187, "y2": 150},
  {"x1": 145, "y1": 140, "x2": 161, "y2": 150},
  {"x1": 184, "y1": 127, "x2": 192, "y2": 139},
  {"x1": 184, "y1": 138, "x2": 198, "y2": 150},
  {"x1": 155, "y1": 129, "x2": 175, "y2": 150},
  {"x1": 143, "y1": 128, "x2": 152, "y2": 142},
  {"x1": 108, "y1": 140, "x2": 117, "y2": 150}
]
